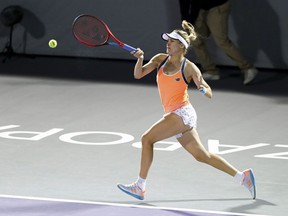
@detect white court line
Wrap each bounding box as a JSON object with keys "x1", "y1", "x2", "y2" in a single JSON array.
[{"x1": 0, "y1": 194, "x2": 269, "y2": 216}]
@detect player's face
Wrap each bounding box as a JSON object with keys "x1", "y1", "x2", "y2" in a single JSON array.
[{"x1": 166, "y1": 38, "x2": 184, "y2": 55}]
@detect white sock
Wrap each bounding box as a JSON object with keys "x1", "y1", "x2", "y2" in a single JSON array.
[
  {"x1": 136, "y1": 176, "x2": 146, "y2": 191},
  {"x1": 234, "y1": 171, "x2": 244, "y2": 184}
]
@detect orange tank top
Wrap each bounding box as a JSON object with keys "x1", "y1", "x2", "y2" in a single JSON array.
[{"x1": 156, "y1": 56, "x2": 190, "y2": 113}]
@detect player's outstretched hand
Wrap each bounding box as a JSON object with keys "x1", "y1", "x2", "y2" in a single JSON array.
[{"x1": 132, "y1": 48, "x2": 144, "y2": 59}]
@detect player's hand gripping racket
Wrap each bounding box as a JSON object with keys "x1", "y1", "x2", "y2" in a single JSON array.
[{"x1": 72, "y1": 14, "x2": 137, "y2": 53}]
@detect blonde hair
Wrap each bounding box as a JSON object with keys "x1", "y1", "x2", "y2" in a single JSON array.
[{"x1": 174, "y1": 20, "x2": 197, "y2": 50}]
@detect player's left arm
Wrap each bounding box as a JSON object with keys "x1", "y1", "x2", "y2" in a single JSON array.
[{"x1": 185, "y1": 61, "x2": 212, "y2": 98}]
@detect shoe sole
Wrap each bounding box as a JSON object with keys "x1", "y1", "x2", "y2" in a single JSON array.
[
  {"x1": 249, "y1": 169, "x2": 256, "y2": 199},
  {"x1": 117, "y1": 184, "x2": 144, "y2": 200}
]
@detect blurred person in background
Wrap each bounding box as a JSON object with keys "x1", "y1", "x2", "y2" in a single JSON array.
[{"x1": 179, "y1": 0, "x2": 258, "y2": 85}]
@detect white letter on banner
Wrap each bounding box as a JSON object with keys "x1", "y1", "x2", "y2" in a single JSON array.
[
  {"x1": 0, "y1": 125, "x2": 20, "y2": 130},
  {"x1": 0, "y1": 128, "x2": 63, "y2": 141},
  {"x1": 255, "y1": 144, "x2": 288, "y2": 160},
  {"x1": 132, "y1": 141, "x2": 182, "y2": 151},
  {"x1": 208, "y1": 139, "x2": 270, "y2": 155},
  {"x1": 59, "y1": 131, "x2": 134, "y2": 145}
]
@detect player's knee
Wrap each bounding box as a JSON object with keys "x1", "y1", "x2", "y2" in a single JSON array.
[
  {"x1": 194, "y1": 151, "x2": 211, "y2": 164},
  {"x1": 141, "y1": 133, "x2": 154, "y2": 148}
]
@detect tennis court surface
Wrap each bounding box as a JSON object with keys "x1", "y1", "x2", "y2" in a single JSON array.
[{"x1": 0, "y1": 55, "x2": 287, "y2": 216}]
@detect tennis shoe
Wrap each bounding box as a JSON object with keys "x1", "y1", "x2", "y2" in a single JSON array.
[
  {"x1": 202, "y1": 71, "x2": 220, "y2": 80},
  {"x1": 117, "y1": 182, "x2": 145, "y2": 200},
  {"x1": 243, "y1": 68, "x2": 258, "y2": 85},
  {"x1": 242, "y1": 169, "x2": 256, "y2": 199}
]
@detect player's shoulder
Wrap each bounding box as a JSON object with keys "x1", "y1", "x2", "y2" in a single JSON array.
[
  {"x1": 184, "y1": 58, "x2": 196, "y2": 67},
  {"x1": 184, "y1": 59, "x2": 201, "y2": 74},
  {"x1": 150, "y1": 53, "x2": 169, "y2": 67}
]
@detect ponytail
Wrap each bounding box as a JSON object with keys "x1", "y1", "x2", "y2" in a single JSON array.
[
  {"x1": 174, "y1": 20, "x2": 197, "y2": 51},
  {"x1": 182, "y1": 20, "x2": 197, "y2": 44}
]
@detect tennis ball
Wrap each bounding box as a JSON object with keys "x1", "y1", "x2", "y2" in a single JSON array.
[{"x1": 48, "y1": 39, "x2": 57, "y2": 48}]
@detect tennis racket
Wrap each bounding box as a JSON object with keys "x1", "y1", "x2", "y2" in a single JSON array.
[{"x1": 72, "y1": 14, "x2": 137, "y2": 53}]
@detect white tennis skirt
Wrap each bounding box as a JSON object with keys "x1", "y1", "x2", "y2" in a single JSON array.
[{"x1": 171, "y1": 103, "x2": 197, "y2": 138}]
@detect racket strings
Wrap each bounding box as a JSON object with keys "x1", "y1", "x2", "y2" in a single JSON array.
[{"x1": 73, "y1": 16, "x2": 108, "y2": 46}]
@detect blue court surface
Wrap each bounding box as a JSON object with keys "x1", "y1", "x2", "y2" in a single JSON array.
[
  {"x1": 0, "y1": 195, "x2": 268, "y2": 216},
  {"x1": 0, "y1": 56, "x2": 287, "y2": 216}
]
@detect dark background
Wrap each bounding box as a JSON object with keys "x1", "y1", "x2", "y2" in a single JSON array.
[{"x1": 0, "y1": 0, "x2": 287, "y2": 70}]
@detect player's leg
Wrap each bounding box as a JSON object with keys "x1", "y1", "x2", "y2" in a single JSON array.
[
  {"x1": 177, "y1": 128, "x2": 256, "y2": 199},
  {"x1": 177, "y1": 128, "x2": 237, "y2": 176},
  {"x1": 117, "y1": 113, "x2": 189, "y2": 200},
  {"x1": 139, "y1": 113, "x2": 190, "y2": 179}
]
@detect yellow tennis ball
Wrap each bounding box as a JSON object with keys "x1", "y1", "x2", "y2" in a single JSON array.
[{"x1": 48, "y1": 39, "x2": 57, "y2": 48}]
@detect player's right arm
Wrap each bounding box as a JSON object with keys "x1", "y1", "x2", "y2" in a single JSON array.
[{"x1": 133, "y1": 50, "x2": 167, "y2": 79}]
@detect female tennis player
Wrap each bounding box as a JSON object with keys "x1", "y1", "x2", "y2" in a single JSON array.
[{"x1": 117, "y1": 20, "x2": 256, "y2": 200}]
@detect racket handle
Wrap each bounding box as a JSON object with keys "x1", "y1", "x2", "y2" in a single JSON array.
[
  {"x1": 122, "y1": 44, "x2": 137, "y2": 52},
  {"x1": 108, "y1": 42, "x2": 137, "y2": 53}
]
